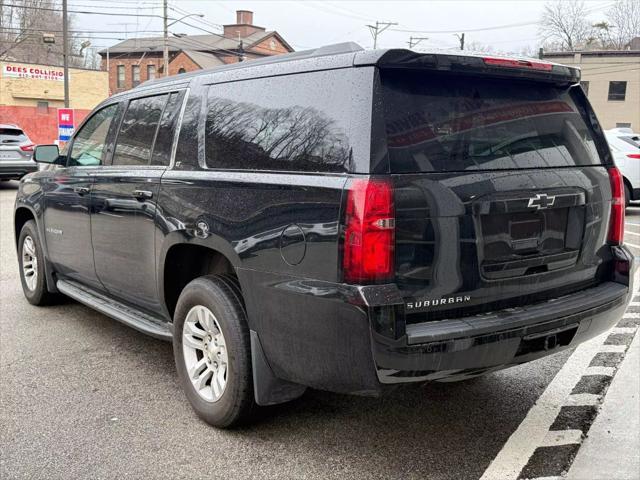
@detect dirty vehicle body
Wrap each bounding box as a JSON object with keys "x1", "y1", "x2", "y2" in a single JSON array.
[
  {"x1": 14, "y1": 43, "x2": 635, "y2": 426},
  {"x1": 0, "y1": 124, "x2": 37, "y2": 180}
]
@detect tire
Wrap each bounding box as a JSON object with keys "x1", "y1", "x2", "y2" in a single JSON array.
[
  {"x1": 17, "y1": 220, "x2": 57, "y2": 306},
  {"x1": 173, "y1": 274, "x2": 255, "y2": 428},
  {"x1": 624, "y1": 183, "x2": 631, "y2": 208}
]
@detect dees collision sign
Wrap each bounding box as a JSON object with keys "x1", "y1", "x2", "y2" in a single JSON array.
[{"x1": 2, "y1": 64, "x2": 65, "y2": 81}]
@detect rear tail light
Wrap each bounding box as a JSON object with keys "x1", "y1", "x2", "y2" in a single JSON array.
[
  {"x1": 607, "y1": 166, "x2": 625, "y2": 246},
  {"x1": 483, "y1": 57, "x2": 553, "y2": 71},
  {"x1": 627, "y1": 153, "x2": 640, "y2": 159},
  {"x1": 343, "y1": 178, "x2": 395, "y2": 284},
  {"x1": 20, "y1": 143, "x2": 35, "y2": 152}
]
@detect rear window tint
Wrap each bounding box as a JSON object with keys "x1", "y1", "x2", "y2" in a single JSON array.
[
  {"x1": 0, "y1": 128, "x2": 27, "y2": 143},
  {"x1": 381, "y1": 71, "x2": 603, "y2": 172}
]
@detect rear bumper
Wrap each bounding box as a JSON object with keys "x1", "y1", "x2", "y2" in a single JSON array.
[
  {"x1": 0, "y1": 161, "x2": 37, "y2": 179},
  {"x1": 375, "y1": 281, "x2": 629, "y2": 384},
  {"x1": 374, "y1": 246, "x2": 634, "y2": 385}
]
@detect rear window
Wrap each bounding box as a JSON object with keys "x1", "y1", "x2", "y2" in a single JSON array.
[
  {"x1": 381, "y1": 71, "x2": 603, "y2": 172},
  {"x1": 0, "y1": 128, "x2": 27, "y2": 144}
]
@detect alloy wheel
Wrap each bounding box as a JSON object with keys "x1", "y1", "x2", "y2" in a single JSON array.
[
  {"x1": 182, "y1": 305, "x2": 229, "y2": 402},
  {"x1": 21, "y1": 235, "x2": 38, "y2": 291}
]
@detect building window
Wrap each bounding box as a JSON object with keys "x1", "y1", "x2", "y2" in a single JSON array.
[
  {"x1": 37, "y1": 101, "x2": 49, "y2": 114},
  {"x1": 117, "y1": 65, "x2": 125, "y2": 88},
  {"x1": 580, "y1": 81, "x2": 589, "y2": 96},
  {"x1": 132, "y1": 65, "x2": 141, "y2": 87},
  {"x1": 608, "y1": 81, "x2": 627, "y2": 101},
  {"x1": 147, "y1": 64, "x2": 156, "y2": 81},
  {"x1": 177, "y1": 67, "x2": 186, "y2": 74}
]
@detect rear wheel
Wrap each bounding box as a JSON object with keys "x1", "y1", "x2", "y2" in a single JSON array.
[
  {"x1": 173, "y1": 275, "x2": 255, "y2": 427},
  {"x1": 17, "y1": 220, "x2": 57, "y2": 306}
]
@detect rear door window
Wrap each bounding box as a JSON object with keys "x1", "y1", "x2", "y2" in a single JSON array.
[
  {"x1": 113, "y1": 94, "x2": 168, "y2": 166},
  {"x1": 381, "y1": 70, "x2": 603, "y2": 172}
]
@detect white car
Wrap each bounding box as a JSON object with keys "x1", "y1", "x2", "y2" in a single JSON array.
[{"x1": 605, "y1": 128, "x2": 640, "y2": 207}]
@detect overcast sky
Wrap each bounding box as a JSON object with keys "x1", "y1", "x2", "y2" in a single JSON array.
[{"x1": 73, "y1": 0, "x2": 616, "y2": 56}]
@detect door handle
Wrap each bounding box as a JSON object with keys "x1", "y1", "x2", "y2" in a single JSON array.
[
  {"x1": 73, "y1": 186, "x2": 90, "y2": 195},
  {"x1": 132, "y1": 189, "x2": 153, "y2": 200}
]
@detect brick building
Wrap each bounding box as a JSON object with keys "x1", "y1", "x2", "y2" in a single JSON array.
[
  {"x1": 0, "y1": 61, "x2": 108, "y2": 144},
  {"x1": 99, "y1": 10, "x2": 293, "y2": 94}
]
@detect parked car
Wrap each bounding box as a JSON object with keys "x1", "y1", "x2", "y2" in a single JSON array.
[
  {"x1": 605, "y1": 128, "x2": 640, "y2": 207},
  {"x1": 0, "y1": 124, "x2": 37, "y2": 181},
  {"x1": 15, "y1": 43, "x2": 635, "y2": 428}
]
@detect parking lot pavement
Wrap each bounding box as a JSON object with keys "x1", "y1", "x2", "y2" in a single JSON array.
[{"x1": 0, "y1": 180, "x2": 637, "y2": 480}]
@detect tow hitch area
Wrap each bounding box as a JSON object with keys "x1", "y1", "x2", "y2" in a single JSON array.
[{"x1": 516, "y1": 324, "x2": 578, "y2": 356}]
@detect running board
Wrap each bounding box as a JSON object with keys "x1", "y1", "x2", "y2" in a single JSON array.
[{"x1": 56, "y1": 279, "x2": 172, "y2": 341}]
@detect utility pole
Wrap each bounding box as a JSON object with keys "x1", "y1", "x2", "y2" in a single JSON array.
[
  {"x1": 62, "y1": 0, "x2": 69, "y2": 107},
  {"x1": 408, "y1": 36, "x2": 429, "y2": 49},
  {"x1": 455, "y1": 33, "x2": 465, "y2": 51},
  {"x1": 163, "y1": 0, "x2": 169, "y2": 77},
  {"x1": 367, "y1": 21, "x2": 398, "y2": 49}
]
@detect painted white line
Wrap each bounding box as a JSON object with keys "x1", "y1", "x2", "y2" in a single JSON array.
[
  {"x1": 565, "y1": 393, "x2": 601, "y2": 406},
  {"x1": 625, "y1": 242, "x2": 640, "y2": 249},
  {"x1": 626, "y1": 231, "x2": 640, "y2": 237},
  {"x1": 479, "y1": 331, "x2": 610, "y2": 480},
  {"x1": 528, "y1": 477, "x2": 564, "y2": 480},
  {"x1": 625, "y1": 221, "x2": 640, "y2": 226},
  {"x1": 599, "y1": 344, "x2": 627, "y2": 353},
  {"x1": 540, "y1": 429, "x2": 583, "y2": 447},
  {"x1": 612, "y1": 327, "x2": 637, "y2": 334},
  {"x1": 623, "y1": 312, "x2": 640, "y2": 319},
  {"x1": 629, "y1": 302, "x2": 640, "y2": 307},
  {"x1": 584, "y1": 366, "x2": 615, "y2": 377}
]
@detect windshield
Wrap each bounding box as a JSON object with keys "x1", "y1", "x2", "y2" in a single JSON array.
[{"x1": 381, "y1": 71, "x2": 603, "y2": 173}]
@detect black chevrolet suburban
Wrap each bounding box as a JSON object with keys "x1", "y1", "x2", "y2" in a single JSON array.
[{"x1": 15, "y1": 43, "x2": 635, "y2": 427}]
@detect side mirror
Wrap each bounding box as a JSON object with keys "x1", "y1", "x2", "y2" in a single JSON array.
[{"x1": 33, "y1": 144, "x2": 60, "y2": 164}]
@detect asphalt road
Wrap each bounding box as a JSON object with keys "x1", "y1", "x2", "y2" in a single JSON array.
[{"x1": 0, "y1": 180, "x2": 637, "y2": 480}]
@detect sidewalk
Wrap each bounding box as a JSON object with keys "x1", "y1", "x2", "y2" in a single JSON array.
[{"x1": 566, "y1": 325, "x2": 640, "y2": 480}]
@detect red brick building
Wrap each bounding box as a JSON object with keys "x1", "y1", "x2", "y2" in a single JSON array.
[{"x1": 99, "y1": 10, "x2": 293, "y2": 94}]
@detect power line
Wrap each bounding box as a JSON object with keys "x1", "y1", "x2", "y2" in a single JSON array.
[{"x1": 2, "y1": 3, "x2": 166, "y2": 18}]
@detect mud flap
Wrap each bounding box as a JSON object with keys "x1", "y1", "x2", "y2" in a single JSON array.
[{"x1": 250, "y1": 330, "x2": 307, "y2": 406}]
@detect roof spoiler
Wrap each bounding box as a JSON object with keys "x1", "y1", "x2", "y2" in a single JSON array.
[{"x1": 355, "y1": 49, "x2": 580, "y2": 84}]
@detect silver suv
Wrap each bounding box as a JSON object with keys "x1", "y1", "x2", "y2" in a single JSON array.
[{"x1": 0, "y1": 124, "x2": 37, "y2": 181}]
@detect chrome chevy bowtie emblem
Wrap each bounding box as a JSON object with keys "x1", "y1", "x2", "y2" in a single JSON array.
[{"x1": 527, "y1": 193, "x2": 556, "y2": 210}]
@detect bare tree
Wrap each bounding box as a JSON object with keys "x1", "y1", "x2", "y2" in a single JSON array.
[
  {"x1": 605, "y1": 0, "x2": 640, "y2": 49},
  {"x1": 0, "y1": 0, "x2": 95, "y2": 68},
  {"x1": 539, "y1": 0, "x2": 593, "y2": 51}
]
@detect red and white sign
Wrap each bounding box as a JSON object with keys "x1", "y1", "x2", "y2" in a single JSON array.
[
  {"x1": 58, "y1": 108, "x2": 75, "y2": 141},
  {"x1": 2, "y1": 64, "x2": 65, "y2": 81}
]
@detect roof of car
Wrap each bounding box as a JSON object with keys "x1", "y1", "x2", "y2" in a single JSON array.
[{"x1": 113, "y1": 42, "x2": 579, "y2": 100}]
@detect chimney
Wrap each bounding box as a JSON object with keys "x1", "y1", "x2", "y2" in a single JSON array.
[
  {"x1": 236, "y1": 10, "x2": 253, "y2": 25},
  {"x1": 223, "y1": 9, "x2": 265, "y2": 39}
]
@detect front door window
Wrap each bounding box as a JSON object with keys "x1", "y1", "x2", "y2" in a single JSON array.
[{"x1": 68, "y1": 104, "x2": 119, "y2": 167}]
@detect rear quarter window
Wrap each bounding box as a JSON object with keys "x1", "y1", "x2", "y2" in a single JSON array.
[
  {"x1": 381, "y1": 70, "x2": 604, "y2": 173},
  {"x1": 204, "y1": 70, "x2": 355, "y2": 173}
]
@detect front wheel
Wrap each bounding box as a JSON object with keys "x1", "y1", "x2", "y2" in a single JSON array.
[
  {"x1": 173, "y1": 275, "x2": 255, "y2": 428},
  {"x1": 17, "y1": 220, "x2": 57, "y2": 306}
]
